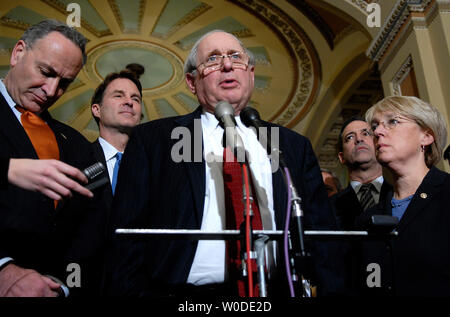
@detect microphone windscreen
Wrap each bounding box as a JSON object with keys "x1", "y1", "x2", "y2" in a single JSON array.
[
  {"x1": 214, "y1": 101, "x2": 235, "y2": 121},
  {"x1": 240, "y1": 106, "x2": 261, "y2": 127},
  {"x1": 82, "y1": 162, "x2": 106, "y2": 181}
]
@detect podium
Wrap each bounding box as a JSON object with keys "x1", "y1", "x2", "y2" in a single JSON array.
[
  {"x1": 115, "y1": 228, "x2": 398, "y2": 297},
  {"x1": 116, "y1": 228, "x2": 397, "y2": 241}
]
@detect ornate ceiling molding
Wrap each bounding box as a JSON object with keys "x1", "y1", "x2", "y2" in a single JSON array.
[
  {"x1": 231, "y1": 0, "x2": 321, "y2": 128},
  {"x1": 85, "y1": 40, "x2": 185, "y2": 96},
  {"x1": 366, "y1": 0, "x2": 435, "y2": 65}
]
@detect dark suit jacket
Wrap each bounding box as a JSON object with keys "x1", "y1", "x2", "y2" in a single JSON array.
[
  {"x1": 331, "y1": 181, "x2": 392, "y2": 230},
  {"x1": 330, "y1": 181, "x2": 391, "y2": 295},
  {"x1": 105, "y1": 107, "x2": 343, "y2": 296},
  {"x1": 0, "y1": 94, "x2": 104, "y2": 296},
  {"x1": 356, "y1": 167, "x2": 450, "y2": 296},
  {"x1": 91, "y1": 139, "x2": 113, "y2": 211}
]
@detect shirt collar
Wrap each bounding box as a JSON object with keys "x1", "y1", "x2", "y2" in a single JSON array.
[
  {"x1": 351, "y1": 175, "x2": 384, "y2": 193},
  {"x1": 200, "y1": 108, "x2": 251, "y2": 132},
  {"x1": 98, "y1": 137, "x2": 121, "y2": 161},
  {"x1": 0, "y1": 79, "x2": 16, "y2": 110}
]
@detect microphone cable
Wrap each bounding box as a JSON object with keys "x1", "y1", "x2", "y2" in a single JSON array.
[{"x1": 242, "y1": 163, "x2": 254, "y2": 297}]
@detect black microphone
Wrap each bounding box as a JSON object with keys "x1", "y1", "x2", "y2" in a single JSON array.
[
  {"x1": 82, "y1": 162, "x2": 108, "y2": 191},
  {"x1": 240, "y1": 107, "x2": 286, "y2": 168},
  {"x1": 214, "y1": 101, "x2": 245, "y2": 156}
]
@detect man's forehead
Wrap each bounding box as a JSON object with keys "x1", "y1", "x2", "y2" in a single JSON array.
[
  {"x1": 343, "y1": 120, "x2": 370, "y2": 134},
  {"x1": 198, "y1": 32, "x2": 242, "y2": 54}
]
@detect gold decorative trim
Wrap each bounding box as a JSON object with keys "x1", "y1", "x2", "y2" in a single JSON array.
[
  {"x1": 0, "y1": 17, "x2": 30, "y2": 31},
  {"x1": 366, "y1": 0, "x2": 435, "y2": 63},
  {"x1": 152, "y1": 2, "x2": 212, "y2": 39},
  {"x1": 108, "y1": 0, "x2": 145, "y2": 34},
  {"x1": 41, "y1": 0, "x2": 112, "y2": 37},
  {"x1": 230, "y1": 0, "x2": 321, "y2": 128},
  {"x1": 391, "y1": 55, "x2": 413, "y2": 96},
  {"x1": 172, "y1": 94, "x2": 195, "y2": 113},
  {"x1": 84, "y1": 40, "x2": 185, "y2": 96}
]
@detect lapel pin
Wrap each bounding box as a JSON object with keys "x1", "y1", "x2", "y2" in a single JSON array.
[
  {"x1": 420, "y1": 193, "x2": 427, "y2": 199},
  {"x1": 60, "y1": 133, "x2": 67, "y2": 140}
]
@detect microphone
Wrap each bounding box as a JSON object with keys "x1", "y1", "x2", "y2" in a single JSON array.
[
  {"x1": 82, "y1": 162, "x2": 108, "y2": 191},
  {"x1": 240, "y1": 107, "x2": 286, "y2": 168},
  {"x1": 214, "y1": 101, "x2": 245, "y2": 157}
]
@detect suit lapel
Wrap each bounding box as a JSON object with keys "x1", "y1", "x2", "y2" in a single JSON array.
[
  {"x1": 92, "y1": 139, "x2": 113, "y2": 205},
  {"x1": 175, "y1": 107, "x2": 205, "y2": 226},
  {"x1": 0, "y1": 95, "x2": 38, "y2": 158},
  {"x1": 397, "y1": 167, "x2": 445, "y2": 232}
]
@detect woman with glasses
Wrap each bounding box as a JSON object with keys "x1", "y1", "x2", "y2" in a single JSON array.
[{"x1": 356, "y1": 95, "x2": 449, "y2": 296}]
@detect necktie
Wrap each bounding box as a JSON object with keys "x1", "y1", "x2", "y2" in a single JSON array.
[
  {"x1": 16, "y1": 106, "x2": 59, "y2": 160},
  {"x1": 359, "y1": 183, "x2": 376, "y2": 211},
  {"x1": 111, "y1": 152, "x2": 122, "y2": 195},
  {"x1": 223, "y1": 146, "x2": 262, "y2": 297}
]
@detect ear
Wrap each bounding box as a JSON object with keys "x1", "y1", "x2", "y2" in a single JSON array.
[
  {"x1": 10, "y1": 40, "x2": 27, "y2": 67},
  {"x1": 185, "y1": 73, "x2": 197, "y2": 95},
  {"x1": 91, "y1": 103, "x2": 101, "y2": 120},
  {"x1": 421, "y1": 129, "x2": 435, "y2": 147},
  {"x1": 249, "y1": 64, "x2": 255, "y2": 89},
  {"x1": 338, "y1": 151, "x2": 345, "y2": 165}
]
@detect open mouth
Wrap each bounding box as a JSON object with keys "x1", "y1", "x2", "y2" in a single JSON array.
[{"x1": 220, "y1": 79, "x2": 238, "y2": 87}]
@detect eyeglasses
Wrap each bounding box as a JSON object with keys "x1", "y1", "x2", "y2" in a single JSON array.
[
  {"x1": 196, "y1": 52, "x2": 249, "y2": 76},
  {"x1": 370, "y1": 115, "x2": 415, "y2": 132}
]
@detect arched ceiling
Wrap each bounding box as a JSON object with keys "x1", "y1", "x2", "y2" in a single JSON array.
[{"x1": 0, "y1": 0, "x2": 383, "y2": 174}]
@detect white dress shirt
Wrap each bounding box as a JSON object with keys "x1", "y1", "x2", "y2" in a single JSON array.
[
  {"x1": 98, "y1": 137, "x2": 122, "y2": 185},
  {"x1": 187, "y1": 110, "x2": 276, "y2": 285}
]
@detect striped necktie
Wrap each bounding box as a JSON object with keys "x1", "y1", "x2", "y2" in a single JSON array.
[
  {"x1": 223, "y1": 146, "x2": 262, "y2": 297},
  {"x1": 359, "y1": 183, "x2": 376, "y2": 211}
]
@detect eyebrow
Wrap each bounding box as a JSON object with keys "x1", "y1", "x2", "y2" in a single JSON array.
[
  {"x1": 38, "y1": 62, "x2": 75, "y2": 82},
  {"x1": 344, "y1": 128, "x2": 371, "y2": 138},
  {"x1": 111, "y1": 89, "x2": 141, "y2": 99}
]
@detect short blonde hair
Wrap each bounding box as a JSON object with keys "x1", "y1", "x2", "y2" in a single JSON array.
[{"x1": 365, "y1": 96, "x2": 447, "y2": 168}]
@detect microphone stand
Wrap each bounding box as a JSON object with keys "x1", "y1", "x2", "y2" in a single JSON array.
[
  {"x1": 269, "y1": 146, "x2": 311, "y2": 297},
  {"x1": 240, "y1": 160, "x2": 255, "y2": 295}
]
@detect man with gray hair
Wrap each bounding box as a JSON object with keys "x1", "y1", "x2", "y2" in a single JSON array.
[
  {"x1": 0, "y1": 19, "x2": 105, "y2": 297},
  {"x1": 105, "y1": 30, "x2": 342, "y2": 297}
]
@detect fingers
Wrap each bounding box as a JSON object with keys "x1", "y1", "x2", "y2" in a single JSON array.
[
  {"x1": 3, "y1": 269, "x2": 60, "y2": 297},
  {"x1": 44, "y1": 161, "x2": 94, "y2": 198},
  {"x1": 8, "y1": 159, "x2": 94, "y2": 199}
]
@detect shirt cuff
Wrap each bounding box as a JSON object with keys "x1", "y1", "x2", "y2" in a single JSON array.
[{"x1": 0, "y1": 257, "x2": 14, "y2": 271}]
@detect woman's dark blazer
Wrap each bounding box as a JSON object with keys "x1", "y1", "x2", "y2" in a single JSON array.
[{"x1": 356, "y1": 166, "x2": 450, "y2": 296}]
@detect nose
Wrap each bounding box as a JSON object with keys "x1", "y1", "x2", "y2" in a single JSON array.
[
  {"x1": 372, "y1": 124, "x2": 385, "y2": 138},
  {"x1": 43, "y1": 78, "x2": 60, "y2": 98},
  {"x1": 123, "y1": 95, "x2": 136, "y2": 108},
  {"x1": 222, "y1": 56, "x2": 233, "y2": 71}
]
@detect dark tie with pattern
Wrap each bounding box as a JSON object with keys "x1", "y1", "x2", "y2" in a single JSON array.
[
  {"x1": 223, "y1": 146, "x2": 262, "y2": 297},
  {"x1": 359, "y1": 183, "x2": 376, "y2": 211}
]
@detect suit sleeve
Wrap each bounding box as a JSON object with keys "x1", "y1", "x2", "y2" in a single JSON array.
[{"x1": 0, "y1": 157, "x2": 10, "y2": 189}]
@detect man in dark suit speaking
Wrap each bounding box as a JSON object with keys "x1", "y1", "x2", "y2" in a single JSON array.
[
  {"x1": 0, "y1": 20, "x2": 101, "y2": 297},
  {"x1": 105, "y1": 30, "x2": 342, "y2": 296}
]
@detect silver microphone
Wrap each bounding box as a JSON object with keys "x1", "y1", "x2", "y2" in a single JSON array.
[
  {"x1": 214, "y1": 101, "x2": 245, "y2": 157},
  {"x1": 82, "y1": 162, "x2": 108, "y2": 191}
]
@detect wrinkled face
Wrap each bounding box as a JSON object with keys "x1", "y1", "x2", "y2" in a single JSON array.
[
  {"x1": 186, "y1": 32, "x2": 254, "y2": 115},
  {"x1": 6, "y1": 32, "x2": 83, "y2": 113},
  {"x1": 92, "y1": 78, "x2": 142, "y2": 133},
  {"x1": 370, "y1": 111, "x2": 434, "y2": 167},
  {"x1": 321, "y1": 172, "x2": 339, "y2": 197},
  {"x1": 338, "y1": 120, "x2": 377, "y2": 167}
]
